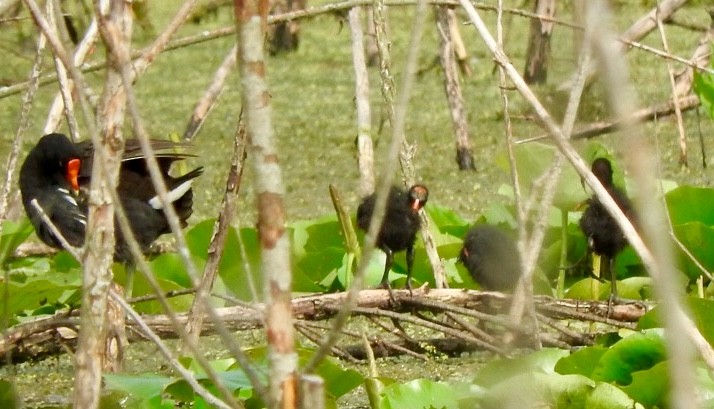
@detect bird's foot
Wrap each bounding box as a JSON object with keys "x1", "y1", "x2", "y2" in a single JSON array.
[
  {"x1": 607, "y1": 293, "x2": 647, "y2": 309},
  {"x1": 379, "y1": 280, "x2": 396, "y2": 303}
]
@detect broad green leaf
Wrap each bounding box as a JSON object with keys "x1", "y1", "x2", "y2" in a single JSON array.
[
  {"x1": 672, "y1": 222, "x2": 714, "y2": 280},
  {"x1": 186, "y1": 220, "x2": 263, "y2": 301},
  {"x1": 480, "y1": 200, "x2": 517, "y2": 228},
  {"x1": 129, "y1": 275, "x2": 194, "y2": 314},
  {"x1": 474, "y1": 348, "x2": 569, "y2": 387},
  {"x1": 149, "y1": 253, "x2": 192, "y2": 288},
  {"x1": 426, "y1": 205, "x2": 469, "y2": 237},
  {"x1": 0, "y1": 219, "x2": 33, "y2": 266},
  {"x1": 621, "y1": 361, "x2": 668, "y2": 408},
  {"x1": 694, "y1": 69, "x2": 714, "y2": 119},
  {"x1": 592, "y1": 330, "x2": 666, "y2": 385},
  {"x1": 381, "y1": 379, "x2": 472, "y2": 409},
  {"x1": 315, "y1": 354, "x2": 364, "y2": 398},
  {"x1": 666, "y1": 186, "x2": 714, "y2": 226},
  {"x1": 0, "y1": 379, "x2": 20, "y2": 409},
  {"x1": 53, "y1": 250, "x2": 80, "y2": 272},
  {"x1": 481, "y1": 372, "x2": 595, "y2": 409},
  {"x1": 686, "y1": 298, "x2": 714, "y2": 346},
  {"x1": 104, "y1": 373, "x2": 172, "y2": 401},
  {"x1": 586, "y1": 382, "x2": 645, "y2": 409},
  {"x1": 4, "y1": 279, "x2": 78, "y2": 315},
  {"x1": 637, "y1": 306, "x2": 661, "y2": 330},
  {"x1": 293, "y1": 216, "x2": 346, "y2": 289},
  {"x1": 565, "y1": 277, "x2": 611, "y2": 301},
  {"x1": 495, "y1": 142, "x2": 588, "y2": 210},
  {"x1": 615, "y1": 277, "x2": 652, "y2": 301},
  {"x1": 555, "y1": 346, "x2": 609, "y2": 377}
]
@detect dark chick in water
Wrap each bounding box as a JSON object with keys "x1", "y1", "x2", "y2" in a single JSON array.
[
  {"x1": 357, "y1": 184, "x2": 428, "y2": 291},
  {"x1": 459, "y1": 225, "x2": 521, "y2": 292},
  {"x1": 579, "y1": 157, "x2": 636, "y2": 300},
  {"x1": 19, "y1": 133, "x2": 203, "y2": 261}
]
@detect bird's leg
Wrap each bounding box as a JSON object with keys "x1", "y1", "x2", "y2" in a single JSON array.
[
  {"x1": 380, "y1": 248, "x2": 396, "y2": 302},
  {"x1": 406, "y1": 244, "x2": 415, "y2": 296},
  {"x1": 607, "y1": 256, "x2": 618, "y2": 301},
  {"x1": 125, "y1": 262, "x2": 136, "y2": 299},
  {"x1": 604, "y1": 255, "x2": 623, "y2": 307}
]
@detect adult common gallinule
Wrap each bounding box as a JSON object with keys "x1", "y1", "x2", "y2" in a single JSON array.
[
  {"x1": 19, "y1": 133, "x2": 203, "y2": 261},
  {"x1": 459, "y1": 225, "x2": 521, "y2": 292},
  {"x1": 357, "y1": 184, "x2": 428, "y2": 292},
  {"x1": 579, "y1": 157, "x2": 635, "y2": 300}
]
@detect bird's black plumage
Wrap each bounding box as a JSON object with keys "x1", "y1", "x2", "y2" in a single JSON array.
[
  {"x1": 19, "y1": 133, "x2": 203, "y2": 261},
  {"x1": 357, "y1": 184, "x2": 428, "y2": 290},
  {"x1": 579, "y1": 157, "x2": 635, "y2": 299},
  {"x1": 459, "y1": 225, "x2": 521, "y2": 292}
]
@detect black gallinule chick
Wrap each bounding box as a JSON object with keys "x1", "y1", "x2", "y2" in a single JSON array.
[
  {"x1": 579, "y1": 157, "x2": 635, "y2": 300},
  {"x1": 357, "y1": 184, "x2": 428, "y2": 292},
  {"x1": 19, "y1": 133, "x2": 203, "y2": 261},
  {"x1": 459, "y1": 225, "x2": 521, "y2": 292}
]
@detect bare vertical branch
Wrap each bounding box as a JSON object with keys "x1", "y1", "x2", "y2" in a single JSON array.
[
  {"x1": 349, "y1": 6, "x2": 375, "y2": 197},
  {"x1": 73, "y1": 0, "x2": 132, "y2": 407},
  {"x1": 185, "y1": 117, "x2": 248, "y2": 344},
  {"x1": 523, "y1": 0, "x2": 555, "y2": 84},
  {"x1": 234, "y1": 0, "x2": 297, "y2": 407},
  {"x1": 436, "y1": 6, "x2": 475, "y2": 171}
]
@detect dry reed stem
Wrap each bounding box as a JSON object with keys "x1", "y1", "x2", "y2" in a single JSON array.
[
  {"x1": 656, "y1": 6, "x2": 688, "y2": 166},
  {"x1": 235, "y1": 0, "x2": 297, "y2": 406}
]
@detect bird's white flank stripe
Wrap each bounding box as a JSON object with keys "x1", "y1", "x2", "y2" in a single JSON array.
[{"x1": 148, "y1": 180, "x2": 193, "y2": 209}]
